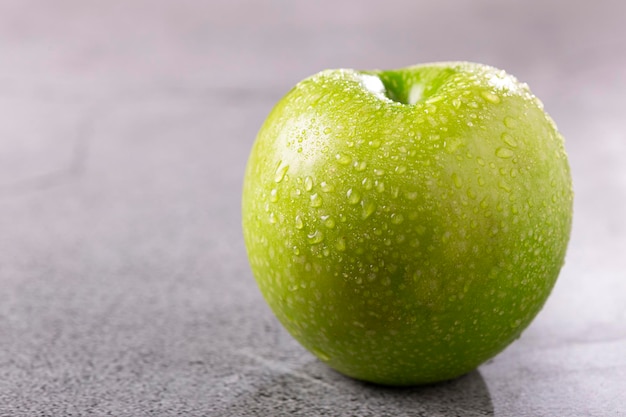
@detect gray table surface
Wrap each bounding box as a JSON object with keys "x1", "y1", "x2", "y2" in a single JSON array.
[{"x1": 1, "y1": 0, "x2": 625, "y2": 416}]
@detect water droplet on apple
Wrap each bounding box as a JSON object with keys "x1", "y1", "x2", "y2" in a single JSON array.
[
  {"x1": 323, "y1": 127, "x2": 331, "y2": 134},
  {"x1": 274, "y1": 161, "x2": 289, "y2": 182},
  {"x1": 361, "y1": 200, "x2": 376, "y2": 219},
  {"x1": 452, "y1": 172, "x2": 462, "y2": 189},
  {"x1": 390, "y1": 213, "x2": 404, "y2": 225},
  {"x1": 320, "y1": 181, "x2": 335, "y2": 192},
  {"x1": 362, "y1": 177, "x2": 373, "y2": 190},
  {"x1": 269, "y1": 189, "x2": 278, "y2": 202},
  {"x1": 347, "y1": 188, "x2": 361, "y2": 205},
  {"x1": 269, "y1": 212, "x2": 277, "y2": 224},
  {"x1": 452, "y1": 98, "x2": 461, "y2": 108},
  {"x1": 395, "y1": 165, "x2": 407, "y2": 174},
  {"x1": 503, "y1": 116, "x2": 518, "y2": 128},
  {"x1": 405, "y1": 191, "x2": 418, "y2": 200},
  {"x1": 501, "y1": 132, "x2": 518, "y2": 148},
  {"x1": 375, "y1": 180, "x2": 385, "y2": 193},
  {"x1": 374, "y1": 168, "x2": 385, "y2": 177},
  {"x1": 498, "y1": 180, "x2": 512, "y2": 192},
  {"x1": 321, "y1": 215, "x2": 335, "y2": 229},
  {"x1": 307, "y1": 230, "x2": 324, "y2": 244},
  {"x1": 335, "y1": 153, "x2": 351, "y2": 165},
  {"x1": 369, "y1": 140, "x2": 381, "y2": 148},
  {"x1": 353, "y1": 160, "x2": 367, "y2": 171},
  {"x1": 310, "y1": 193, "x2": 323, "y2": 207},
  {"x1": 336, "y1": 237, "x2": 346, "y2": 251},
  {"x1": 496, "y1": 147, "x2": 514, "y2": 159},
  {"x1": 481, "y1": 91, "x2": 501, "y2": 104},
  {"x1": 304, "y1": 176, "x2": 314, "y2": 191},
  {"x1": 295, "y1": 215, "x2": 304, "y2": 229}
]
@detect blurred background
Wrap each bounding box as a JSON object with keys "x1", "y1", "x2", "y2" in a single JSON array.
[{"x1": 0, "y1": 0, "x2": 624, "y2": 415}]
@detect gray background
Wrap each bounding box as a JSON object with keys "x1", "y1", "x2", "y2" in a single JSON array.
[{"x1": 0, "y1": 0, "x2": 625, "y2": 416}]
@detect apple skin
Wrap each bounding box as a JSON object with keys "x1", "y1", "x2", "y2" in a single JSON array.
[{"x1": 242, "y1": 62, "x2": 573, "y2": 386}]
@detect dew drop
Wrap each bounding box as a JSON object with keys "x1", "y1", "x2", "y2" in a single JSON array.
[
  {"x1": 362, "y1": 177, "x2": 373, "y2": 190},
  {"x1": 452, "y1": 172, "x2": 462, "y2": 189},
  {"x1": 304, "y1": 176, "x2": 314, "y2": 191},
  {"x1": 320, "y1": 181, "x2": 335, "y2": 192},
  {"x1": 504, "y1": 116, "x2": 518, "y2": 128},
  {"x1": 496, "y1": 147, "x2": 514, "y2": 159},
  {"x1": 269, "y1": 189, "x2": 278, "y2": 202},
  {"x1": 321, "y1": 215, "x2": 336, "y2": 229},
  {"x1": 375, "y1": 180, "x2": 385, "y2": 193},
  {"x1": 323, "y1": 127, "x2": 332, "y2": 134},
  {"x1": 369, "y1": 140, "x2": 381, "y2": 148},
  {"x1": 335, "y1": 153, "x2": 351, "y2": 165},
  {"x1": 374, "y1": 168, "x2": 385, "y2": 176},
  {"x1": 347, "y1": 188, "x2": 361, "y2": 205},
  {"x1": 445, "y1": 137, "x2": 462, "y2": 153},
  {"x1": 395, "y1": 165, "x2": 407, "y2": 174},
  {"x1": 336, "y1": 237, "x2": 346, "y2": 252},
  {"x1": 498, "y1": 180, "x2": 512, "y2": 192},
  {"x1": 501, "y1": 133, "x2": 518, "y2": 148},
  {"x1": 405, "y1": 191, "x2": 418, "y2": 200},
  {"x1": 354, "y1": 160, "x2": 367, "y2": 171},
  {"x1": 274, "y1": 162, "x2": 289, "y2": 183},
  {"x1": 390, "y1": 213, "x2": 404, "y2": 225},
  {"x1": 452, "y1": 98, "x2": 461, "y2": 108},
  {"x1": 307, "y1": 230, "x2": 324, "y2": 244},
  {"x1": 310, "y1": 193, "x2": 323, "y2": 207},
  {"x1": 361, "y1": 200, "x2": 376, "y2": 219},
  {"x1": 294, "y1": 215, "x2": 304, "y2": 229},
  {"x1": 481, "y1": 91, "x2": 501, "y2": 104},
  {"x1": 269, "y1": 212, "x2": 277, "y2": 224}
]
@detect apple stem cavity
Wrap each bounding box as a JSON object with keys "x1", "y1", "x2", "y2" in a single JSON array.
[{"x1": 364, "y1": 65, "x2": 458, "y2": 106}]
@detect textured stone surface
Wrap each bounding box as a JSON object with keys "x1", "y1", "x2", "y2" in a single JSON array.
[{"x1": 0, "y1": 0, "x2": 625, "y2": 416}]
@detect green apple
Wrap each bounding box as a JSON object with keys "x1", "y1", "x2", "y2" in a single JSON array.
[{"x1": 242, "y1": 62, "x2": 572, "y2": 386}]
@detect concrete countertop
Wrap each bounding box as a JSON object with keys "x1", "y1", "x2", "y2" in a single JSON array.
[{"x1": 1, "y1": 1, "x2": 624, "y2": 415}]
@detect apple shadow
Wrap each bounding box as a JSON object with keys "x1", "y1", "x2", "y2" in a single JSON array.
[{"x1": 217, "y1": 358, "x2": 494, "y2": 416}]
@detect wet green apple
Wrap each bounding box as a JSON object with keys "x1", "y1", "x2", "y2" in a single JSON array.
[{"x1": 242, "y1": 62, "x2": 573, "y2": 386}]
